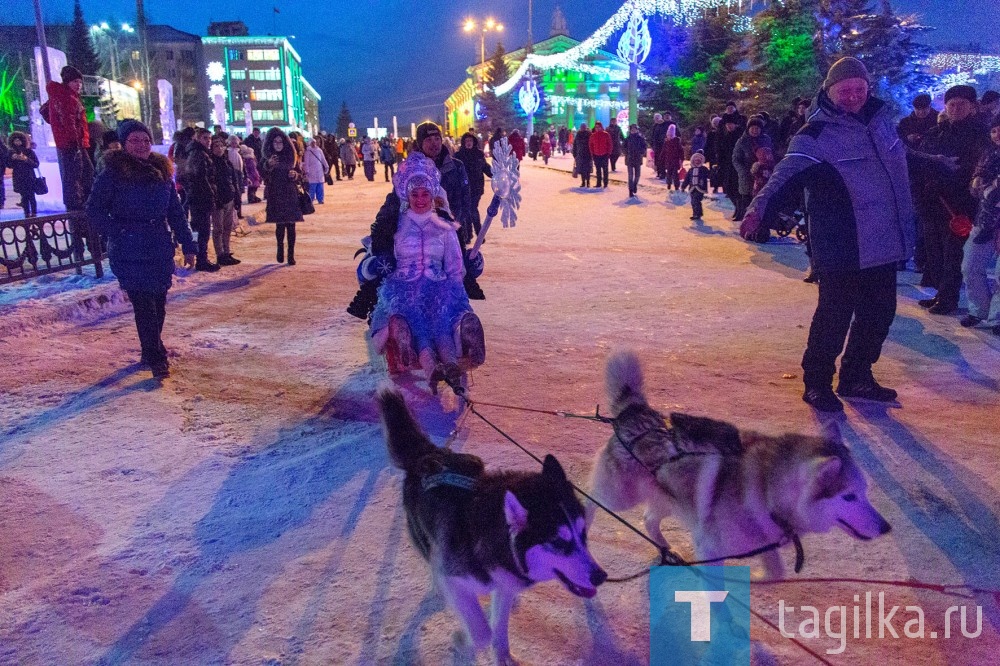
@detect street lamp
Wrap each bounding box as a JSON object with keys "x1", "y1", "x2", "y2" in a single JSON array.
[{"x1": 463, "y1": 17, "x2": 504, "y2": 76}]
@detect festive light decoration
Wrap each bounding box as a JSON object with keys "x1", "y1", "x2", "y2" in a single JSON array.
[
  {"x1": 208, "y1": 84, "x2": 228, "y2": 100},
  {"x1": 519, "y1": 79, "x2": 540, "y2": 116},
  {"x1": 547, "y1": 94, "x2": 629, "y2": 111},
  {"x1": 490, "y1": 137, "x2": 521, "y2": 230},
  {"x1": 926, "y1": 72, "x2": 978, "y2": 98},
  {"x1": 494, "y1": 0, "x2": 736, "y2": 97},
  {"x1": 921, "y1": 53, "x2": 1000, "y2": 75},
  {"x1": 206, "y1": 61, "x2": 226, "y2": 82},
  {"x1": 617, "y1": 11, "x2": 652, "y2": 66}
]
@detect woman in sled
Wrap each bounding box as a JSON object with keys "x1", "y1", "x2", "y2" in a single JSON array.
[{"x1": 369, "y1": 153, "x2": 486, "y2": 385}]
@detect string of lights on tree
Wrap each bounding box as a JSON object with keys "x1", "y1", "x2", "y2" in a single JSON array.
[
  {"x1": 494, "y1": 0, "x2": 744, "y2": 97},
  {"x1": 921, "y1": 53, "x2": 1000, "y2": 75},
  {"x1": 546, "y1": 94, "x2": 630, "y2": 111}
]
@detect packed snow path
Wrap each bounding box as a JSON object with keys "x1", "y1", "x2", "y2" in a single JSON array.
[{"x1": 1, "y1": 163, "x2": 998, "y2": 665}]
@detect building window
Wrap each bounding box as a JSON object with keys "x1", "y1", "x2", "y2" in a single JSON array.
[
  {"x1": 232, "y1": 110, "x2": 245, "y2": 121},
  {"x1": 165, "y1": 50, "x2": 174, "y2": 60},
  {"x1": 249, "y1": 68, "x2": 281, "y2": 81},
  {"x1": 131, "y1": 50, "x2": 141, "y2": 60},
  {"x1": 230, "y1": 69, "x2": 246, "y2": 80},
  {"x1": 226, "y1": 49, "x2": 244, "y2": 61},
  {"x1": 233, "y1": 90, "x2": 249, "y2": 102},
  {"x1": 247, "y1": 49, "x2": 280, "y2": 61},
  {"x1": 251, "y1": 109, "x2": 285, "y2": 121},
  {"x1": 250, "y1": 88, "x2": 282, "y2": 102}
]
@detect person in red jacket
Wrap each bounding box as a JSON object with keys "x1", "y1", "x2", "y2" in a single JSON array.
[
  {"x1": 589, "y1": 121, "x2": 613, "y2": 188},
  {"x1": 508, "y1": 129, "x2": 526, "y2": 161},
  {"x1": 45, "y1": 66, "x2": 93, "y2": 212},
  {"x1": 663, "y1": 124, "x2": 684, "y2": 190}
]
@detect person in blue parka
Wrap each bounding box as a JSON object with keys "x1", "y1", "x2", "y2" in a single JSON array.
[{"x1": 87, "y1": 119, "x2": 197, "y2": 379}]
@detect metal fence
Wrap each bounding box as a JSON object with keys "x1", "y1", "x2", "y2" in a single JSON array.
[{"x1": 0, "y1": 212, "x2": 104, "y2": 285}]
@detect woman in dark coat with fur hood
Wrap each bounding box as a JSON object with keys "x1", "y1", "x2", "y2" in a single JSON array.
[
  {"x1": 7, "y1": 132, "x2": 40, "y2": 217},
  {"x1": 454, "y1": 132, "x2": 492, "y2": 235},
  {"x1": 87, "y1": 119, "x2": 197, "y2": 379},
  {"x1": 261, "y1": 127, "x2": 303, "y2": 265}
]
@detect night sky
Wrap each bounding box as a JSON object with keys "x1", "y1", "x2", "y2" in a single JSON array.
[{"x1": 8, "y1": 0, "x2": 995, "y2": 130}]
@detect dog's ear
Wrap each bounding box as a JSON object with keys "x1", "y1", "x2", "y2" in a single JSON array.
[
  {"x1": 542, "y1": 454, "x2": 567, "y2": 483},
  {"x1": 811, "y1": 456, "x2": 843, "y2": 498},
  {"x1": 504, "y1": 491, "x2": 529, "y2": 533}
]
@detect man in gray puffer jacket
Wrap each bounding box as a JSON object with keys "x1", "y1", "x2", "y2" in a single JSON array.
[{"x1": 740, "y1": 57, "x2": 915, "y2": 413}]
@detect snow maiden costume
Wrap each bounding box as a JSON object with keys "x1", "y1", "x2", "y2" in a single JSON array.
[{"x1": 370, "y1": 153, "x2": 486, "y2": 381}]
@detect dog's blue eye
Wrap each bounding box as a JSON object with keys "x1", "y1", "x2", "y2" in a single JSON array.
[{"x1": 843, "y1": 493, "x2": 857, "y2": 502}]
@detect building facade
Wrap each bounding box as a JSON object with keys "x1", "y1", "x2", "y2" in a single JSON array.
[
  {"x1": 445, "y1": 34, "x2": 633, "y2": 137},
  {"x1": 200, "y1": 35, "x2": 319, "y2": 136}
]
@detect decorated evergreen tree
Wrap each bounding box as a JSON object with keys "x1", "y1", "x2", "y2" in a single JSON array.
[
  {"x1": 816, "y1": 0, "x2": 873, "y2": 69},
  {"x1": 478, "y1": 42, "x2": 517, "y2": 133},
  {"x1": 0, "y1": 54, "x2": 27, "y2": 133},
  {"x1": 749, "y1": 0, "x2": 823, "y2": 111},
  {"x1": 336, "y1": 101, "x2": 353, "y2": 138},
  {"x1": 67, "y1": 0, "x2": 101, "y2": 76},
  {"x1": 639, "y1": 11, "x2": 745, "y2": 128},
  {"x1": 840, "y1": 0, "x2": 935, "y2": 114}
]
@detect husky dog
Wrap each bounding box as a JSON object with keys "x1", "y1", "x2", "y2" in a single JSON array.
[
  {"x1": 587, "y1": 351, "x2": 891, "y2": 579},
  {"x1": 378, "y1": 389, "x2": 606, "y2": 665}
]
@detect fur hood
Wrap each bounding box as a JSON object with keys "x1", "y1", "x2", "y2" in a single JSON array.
[{"x1": 104, "y1": 150, "x2": 174, "y2": 182}]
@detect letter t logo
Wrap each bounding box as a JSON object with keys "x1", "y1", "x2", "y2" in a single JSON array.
[{"x1": 674, "y1": 591, "x2": 729, "y2": 641}]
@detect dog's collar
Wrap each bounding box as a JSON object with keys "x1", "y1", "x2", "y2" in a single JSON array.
[
  {"x1": 508, "y1": 530, "x2": 534, "y2": 586},
  {"x1": 421, "y1": 471, "x2": 477, "y2": 493},
  {"x1": 770, "y1": 513, "x2": 805, "y2": 574}
]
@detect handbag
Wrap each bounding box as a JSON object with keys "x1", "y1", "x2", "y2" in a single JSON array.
[
  {"x1": 298, "y1": 187, "x2": 315, "y2": 215},
  {"x1": 33, "y1": 168, "x2": 48, "y2": 195}
]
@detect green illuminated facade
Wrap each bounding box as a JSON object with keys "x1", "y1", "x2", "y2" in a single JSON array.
[
  {"x1": 445, "y1": 34, "x2": 633, "y2": 136},
  {"x1": 201, "y1": 35, "x2": 319, "y2": 135}
]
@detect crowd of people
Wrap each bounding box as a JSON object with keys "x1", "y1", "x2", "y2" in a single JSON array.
[{"x1": 3, "y1": 58, "x2": 998, "y2": 402}]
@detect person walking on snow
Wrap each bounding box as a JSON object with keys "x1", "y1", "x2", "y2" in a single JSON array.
[
  {"x1": 589, "y1": 122, "x2": 612, "y2": 188},
  {"x1": 573, "y1": 124, "x2": 594, "y2": 188},
  {"x1": 86, "y1": 119, "x2": 197, "y2": 380},
  {"x1": 623, "y1": 124, "x2": 647, "y2": 199},
  {"x1": 304, "y1": 138, "x2": 330, "y2": 204}
]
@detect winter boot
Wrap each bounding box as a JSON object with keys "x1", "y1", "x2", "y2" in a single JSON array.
[
  {"x1": 277, "y1": 243, "x2": 284, "y2": 264},
  {"x1": 802, "y1": 386, "x2": 844, "y2": 413},
  {"x1": 458, "y1": 312, "x2": 486, "y2": 367},
  {"x1": 388, "y1": 315, "x2": 415, "y2": 370},
  {"x1": 287, "y1": 245, "x2": 296, "y2": 266}
]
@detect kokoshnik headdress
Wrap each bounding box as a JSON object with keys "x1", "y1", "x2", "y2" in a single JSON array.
[{"x1": 393, "y1": 153, "x2": 442, "y2": 206}]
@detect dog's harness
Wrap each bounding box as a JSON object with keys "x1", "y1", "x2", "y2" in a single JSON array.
[
  {"x1": 610, "y1": 404, "x2": 806, "y2": 574},
  {"x1": 419, "y1": 468, "x2": 536, "y2": 586},
  {"x1": 420, "y1": 471, "x2": 477, "y2": 492}
]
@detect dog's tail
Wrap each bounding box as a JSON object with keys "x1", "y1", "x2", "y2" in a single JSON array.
[
  {"x1": 605, "y1": 350, "x2": 647, "y2": 416},
  {"x1": 377, "y1": 389, "x2": 436, "y2": 472}
]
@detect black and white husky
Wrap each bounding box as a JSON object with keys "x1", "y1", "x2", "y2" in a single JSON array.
[{"x1": 378, "y1": 389, "x2": 607, "y2": 665}]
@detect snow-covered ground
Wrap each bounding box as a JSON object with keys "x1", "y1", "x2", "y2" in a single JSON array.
[{"x1": 1, "y1": 162, "x2": 998, "y2": 665}]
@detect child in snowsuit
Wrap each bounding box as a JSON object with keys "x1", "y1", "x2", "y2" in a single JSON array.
[
  {"x1": 750, "y1": 146, "x2": 776, "y2": 197},
  {"x1": 682, "y1": 151, "x2": 710, "y2": 220}
]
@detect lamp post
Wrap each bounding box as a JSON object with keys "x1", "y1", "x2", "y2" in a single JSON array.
[{"x1": 463, "y1": 17, "x2": 504, "y2": 85}]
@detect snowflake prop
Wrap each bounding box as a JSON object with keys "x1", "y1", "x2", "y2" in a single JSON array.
[
  {"x1": 468, "y1": 138, "x2": 522, "y2": 260},
  {"x1": 206, "y1": 61, "x2": 226, "y2": 82},
  {"x1": 616, "y1": 10, "x2": 651, "y2": 66},
  {"x1": 519, "y1": 79, "x2": 541, "y2": 116},
  {"x1": 490, "y1": 137, "x2": 521, "y2": 229}
]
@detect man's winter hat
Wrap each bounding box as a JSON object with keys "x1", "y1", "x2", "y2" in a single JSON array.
[
  {"x1": 912, "y1": 93, "x2": 932, "y2": 109},
  {"x1": 823, "y1": 57, "x2": 869, "y2": 90},
  {"x1": 117, "y1": 118, "x2": 153, "y2": 144},
  {"x1": 981, "y1": 90, "x2": 1000, "y2": 105},
  {"x1": 61, "y1": 65, "x2": 83, "y2": 84},
  {"x1": 944, "y1": 85, "x2": 977, "y2": 104},
  {"x1": 690, "y1": 151, "x2": 706, "y2": 166},
  {"x1": 393, "y1": 152, "x2": 441, "y2": 203},
  {"x1": 747, "y1": 115, "x2": 765, "y2": 130},
  {"x1": 415, "y1": 121, "x2": 442, "y2": 147}
]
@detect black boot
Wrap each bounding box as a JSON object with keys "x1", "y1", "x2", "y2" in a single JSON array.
[{"x1": 277, "y1": 244, "x2": 284, "y2": 263}]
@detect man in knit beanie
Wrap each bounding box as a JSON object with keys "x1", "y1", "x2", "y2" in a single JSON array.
[{"x1": 739, "y1": 55, "x2": 916, "y2": 412}]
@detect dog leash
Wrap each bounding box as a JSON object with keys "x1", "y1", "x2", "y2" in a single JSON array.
[{"x1": 442, "y1": 378, "x2": 805, "y2": 580}]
